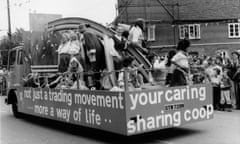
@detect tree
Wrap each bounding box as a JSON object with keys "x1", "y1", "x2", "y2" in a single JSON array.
[
  {"x1": 0, "y1": 28, "x2": 60, "y2": 67},
  {"x1": 0, "y1": 28, "x2": 24, "y2": 68},
  {"x1": 11, "y1": 28, "x2": 24, "y2": 46},
  {"x1": 0, "y1": 28, "x2": 24, "y2": 50}
]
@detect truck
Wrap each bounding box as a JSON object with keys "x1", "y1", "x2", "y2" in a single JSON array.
[{"x1": 5, "y1": 17, "x2": 213, "y2": 136}]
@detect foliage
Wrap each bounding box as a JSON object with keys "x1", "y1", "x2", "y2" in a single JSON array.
[
  {"x1": 0, "y1": 28, "x2": 24, "y2": 50},
  {"x1": 0, "y1": 28, "x2": 61, "y2": 66},
  {"x1": 0, "y1": 28, "x2": 24, "y2": 68}
]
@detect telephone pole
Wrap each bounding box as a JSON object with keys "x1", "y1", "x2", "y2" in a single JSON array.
[
  {"x1": 7, "y1": 0, "x2": 12, "y2": 41},
  {"x1": 7, "y1": 0, "x2": 11, "y2": 70}
]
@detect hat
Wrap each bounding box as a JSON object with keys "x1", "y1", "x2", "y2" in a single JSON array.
[
  {"x1": 135, "y1": 18, "x2": 145, "y2": 22},
  {"x1": 232, "y1": 51, "x2": 240, "y2": 57},
  {"x1": 78, "y1": 24, "x2": 87, "y2": 33}
]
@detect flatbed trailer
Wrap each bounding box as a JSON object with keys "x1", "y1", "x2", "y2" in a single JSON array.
[
  {"x1": 7, "y1": 84, "x2": 213, "y2": 136},
  {"x1": 5, "y1": 17, "x2": 213, "y2": 136}
]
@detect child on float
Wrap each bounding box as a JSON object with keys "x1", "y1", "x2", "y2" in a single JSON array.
[
  {"x1": 152, "y1": 50, "x2": 176, "y2": 87},
  {"x1": 67, "y1": 56, "x2": 87, "y2": 89},
  {"x1": 117, "y1": 56, "x2": 143, "y2": 91},
  {"x1": 163, "y1": 50, "x2": 176, "y2": 86}
]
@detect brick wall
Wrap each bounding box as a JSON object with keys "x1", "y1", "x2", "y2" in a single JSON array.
[
  {"x1": 117, "y1": 0, "x2": 240, "y2": 23},
  {"x1": 176, "y1": 0, "x2": 240, "y2": 20},
  {"x1": 117, "y1": 0, "x2": 240, "y2": 55},
  {"x1": 149, "y1": 22, "x2": 240, "y2": 55},
  {"x1": 117, "y1": 0, "x2": 174, "y2": 23},
  {"x1": 189, "y1": 44, "x2": 240, "y2": 56}
]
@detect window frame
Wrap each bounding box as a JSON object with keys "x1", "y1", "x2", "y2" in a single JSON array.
[
  {"x1": 9, "y1": 50, "x2": 16, "y2": 66},
  {"x1": 179, "y1": 24, "x2": 201, "y2": 40},
  {"x1": 147, "y1": 24, "x2": 156, "y2": 41},
  {"x1": 228, "y1": 23, "x2": 240, "y2": 38}
]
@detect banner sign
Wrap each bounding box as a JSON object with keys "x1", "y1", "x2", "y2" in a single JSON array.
[
  {"x1": 17, "y1": 88, "x2": 127, "y2": 135},
  {"x1": 16, "y1": 84, "x2": 213, "y2": 135},
  {"x1": 125, "y1": 84, "x2": 213, "y2": 135}
]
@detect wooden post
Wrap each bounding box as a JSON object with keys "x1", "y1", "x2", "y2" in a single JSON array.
[
  {"x1": 77, "y1": 72, "x2": 80, "y2": 89},
  {"x1": 123, "y1": 68, "x2": 128, "y2": 91}
]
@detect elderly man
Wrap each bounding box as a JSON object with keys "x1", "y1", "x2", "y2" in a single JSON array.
[{"x1": 78, "y1": 24, "x2": 106, "y2": 89}]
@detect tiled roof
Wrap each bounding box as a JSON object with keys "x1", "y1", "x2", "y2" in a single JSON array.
[{"x1": 117, "y1": 0, "x2": 240, "y2": 22}]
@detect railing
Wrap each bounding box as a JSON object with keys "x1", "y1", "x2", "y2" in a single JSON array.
[{"x1": 21, "y1": 65, "x2": 209, "y2": 92}]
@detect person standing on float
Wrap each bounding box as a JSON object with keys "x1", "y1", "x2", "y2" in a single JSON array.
[
  {"x1": 128, "y1": 19, "x2": 148, "y2": 54},
  {"x1": 170, "y1": 39, "x2": 190, "y2": 86},
  {"x1": 78, "y1": 24, "x2": 106, "y2": 89}
]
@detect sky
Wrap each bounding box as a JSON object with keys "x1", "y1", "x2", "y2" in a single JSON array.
[{"x1": 0, "y1": 0, "x2": 117, "y2": 36}]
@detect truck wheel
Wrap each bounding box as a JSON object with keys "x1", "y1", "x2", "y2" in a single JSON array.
[
  {"x1": 12, "y1": 102, "x2": 21, "y2": 118},
  {"x1": 8, "y1": 90, "x2": 22, "y2": 118}
]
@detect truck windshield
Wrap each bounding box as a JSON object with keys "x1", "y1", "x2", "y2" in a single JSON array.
[
  {"x1": 17, "y1": 50, "x2": 23, "y2": 65},
  {"x1": 9, "y1": 50, "x2": 16, "y2": 66}
]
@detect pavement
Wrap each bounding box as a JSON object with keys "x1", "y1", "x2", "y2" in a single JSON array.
[{"x1": 0, "y1": 96, "x2": 240, "y2": 144}]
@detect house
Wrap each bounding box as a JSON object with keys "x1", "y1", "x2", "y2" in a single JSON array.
[{"x1": 116, "y1": 0, "x2": 240, "y2": 56}]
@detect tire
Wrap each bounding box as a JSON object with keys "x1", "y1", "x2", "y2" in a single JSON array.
[{"x1": 8, "y1": 90, "x2": 22, "y2": 118}]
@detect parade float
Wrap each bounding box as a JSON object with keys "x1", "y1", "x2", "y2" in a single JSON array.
[{"x1": 5, "y1": 17, "x2": 213, "y2": 136}]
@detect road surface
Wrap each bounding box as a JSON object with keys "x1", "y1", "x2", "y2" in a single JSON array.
[{"x1": 1, "y1": 96, "x2": 240, "y2": 144}]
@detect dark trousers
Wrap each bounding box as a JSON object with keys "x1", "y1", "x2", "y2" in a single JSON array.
[
  {"x1": 234, "y1": 82, "x2": 240, "y2": 109},
  {"x1": 165, "y1": 73, "x2": 173, "y2": 85},
  {"x1": 213, "y1": 85, "x2": 221, "y2": 110},
  {"x1": 59, "y1": 54, "x2": 71, "y2": 72},
  {"x1": 170, "y1": 69, "x2": 187, "y2": 87}
]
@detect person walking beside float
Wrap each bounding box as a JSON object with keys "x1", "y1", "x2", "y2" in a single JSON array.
[{"x1": 230, "y1": 51, "x2": 240, "y2": 109}]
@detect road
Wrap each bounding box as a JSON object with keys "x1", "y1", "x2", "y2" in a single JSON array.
[{"x1": 1, "y1": 96, "x2": 240, "y2": 144}]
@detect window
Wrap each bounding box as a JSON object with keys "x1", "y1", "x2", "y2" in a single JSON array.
[
  {"x1": 179, "y1": 24, "x2": 201, "y2": 40},
  {"x1": 17, "y1": 50, "x2": 23, "y2": 65},
  {"x1": 228, "y1": 23, "x2": 240, "y2": 38},
  {"x1": 147, "y1": 25, "x2": 156, "y2": 41},
  {"x1": 9, "y1": 50, "x2": 16, "y2": 65}
]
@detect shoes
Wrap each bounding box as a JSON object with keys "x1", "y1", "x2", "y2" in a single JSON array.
[
  {"x1": 224, "y1": 108, "x2": 232, "y2": 112},
  {"x1": 219, "y1": 108, "x2": 224, "y2": 111}
]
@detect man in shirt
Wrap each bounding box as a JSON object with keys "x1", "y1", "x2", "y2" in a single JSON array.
[{"x1": 128, "y1": 19, "x2": 148, "y2": 54}]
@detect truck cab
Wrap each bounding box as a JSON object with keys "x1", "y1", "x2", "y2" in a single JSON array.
[
  {"x1": 7, "y1": 46, "x2": 30, "y2": 98},
  {"x1": 8, "y1": 46, "x2": 25, "y2": 88}
]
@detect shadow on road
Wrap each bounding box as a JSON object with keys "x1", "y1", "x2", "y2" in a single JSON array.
[{"x1": 16, "y1": 114, "x2": 203, "y2": 144}]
